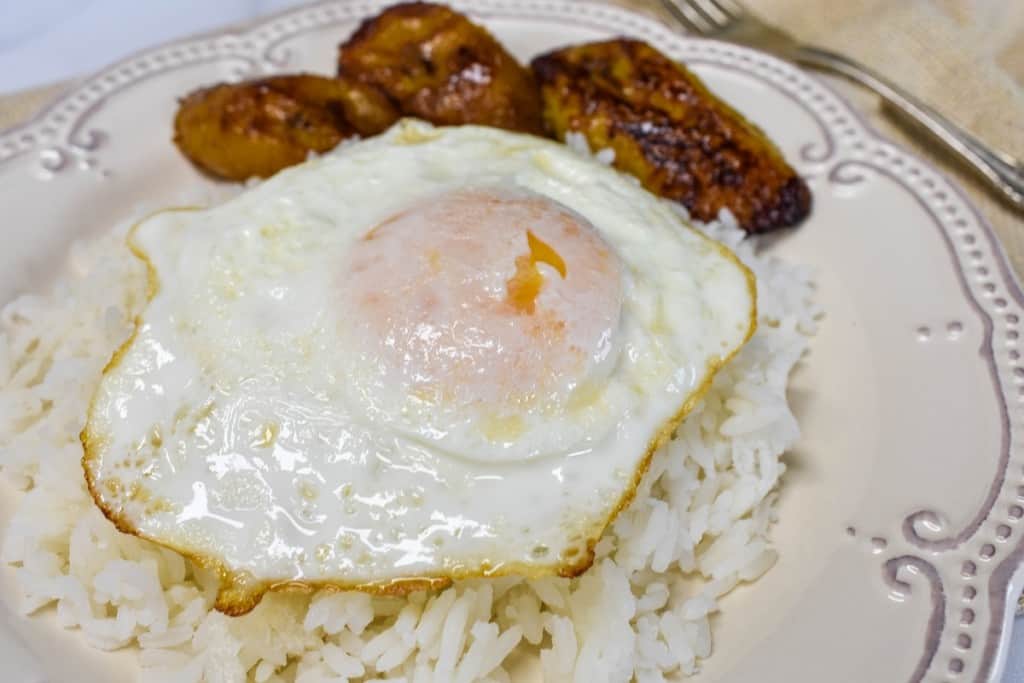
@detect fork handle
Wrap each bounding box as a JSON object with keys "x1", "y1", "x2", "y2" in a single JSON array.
[{"x1": 794, "y1": 45, "x2": 1024, "y2": 211}]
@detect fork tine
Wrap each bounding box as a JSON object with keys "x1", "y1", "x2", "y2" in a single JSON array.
[
  {"x1": 660, "y1": 0, "x2": 715, "y2": 34},
  {"x1": 688, "y1": 0, "x2": 733, "y2": 27},
  {"x1": 709, "y1": 0, "x2": 748, "y2": 20},
  {"x1": 681, "y1": 0, "x2": 727, "y2": 29}
]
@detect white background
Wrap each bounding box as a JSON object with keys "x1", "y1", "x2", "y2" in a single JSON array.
[
  {"x1": 0, "y1": 0, "x2": 303, "y2": 93},
  {"x1": 1, "y1": 1, "x2": 1022, "y2": 681}
]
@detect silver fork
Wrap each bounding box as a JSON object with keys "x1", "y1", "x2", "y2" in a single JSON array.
[{"x1": 661, "y1": 0, "x2": 1024, "y2": 212}]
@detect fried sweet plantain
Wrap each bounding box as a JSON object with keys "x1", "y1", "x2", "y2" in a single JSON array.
[
  {"x1": 173, "y1": 74, "x2": 399, "y2": 181},
  {"x1": 337, "y1": 2, "x2": 544, "y2": 135},
  {"x1": 531, "y1": 40, "x2": 811, "y2": 233},
  {"x1": 261, "y1": 74, "x2": 401, "y2": 137}
]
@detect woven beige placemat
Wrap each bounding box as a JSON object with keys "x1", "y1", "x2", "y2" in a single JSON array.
[
  {"x1": 0, "y1": 82, "x2": 68, "y2": 131},
  {"x1": 1, "y1": 0, "x2": 1021, "y2": 273}
]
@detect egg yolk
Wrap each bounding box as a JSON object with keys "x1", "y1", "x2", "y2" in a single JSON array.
[
  {"x1": 337, "y1": 188, "x2": 623, "y2": 413},
  {"x1": 506, "y1": 230, "x2": 567, "y2": 314}
]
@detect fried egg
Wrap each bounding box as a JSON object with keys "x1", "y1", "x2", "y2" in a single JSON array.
[{"x1": 83, "y1": 120, "x2": 756, "y2": 614}]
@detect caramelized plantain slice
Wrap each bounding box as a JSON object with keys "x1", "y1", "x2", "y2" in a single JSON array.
[
  {"x1": 260, "y1": 74, "x2": 400, "y2": 137},
  {"x1": 337, "y1": 2, "x2": 544, "y2": 135},
  {"x1": 173, "y1": 74, "x2": 399, "y2": 181},
  {"x1": 531, "y1": 39, "x2": 811, "y2": 233}
]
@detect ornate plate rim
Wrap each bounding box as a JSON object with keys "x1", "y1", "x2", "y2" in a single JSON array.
[{"x1": 1, "y1": 1, "x2": 1023, "y2": 681}]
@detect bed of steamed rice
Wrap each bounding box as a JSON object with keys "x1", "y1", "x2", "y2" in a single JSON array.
[{"x1": 0, "y1": 150, "x2": 818, "y2": 683}]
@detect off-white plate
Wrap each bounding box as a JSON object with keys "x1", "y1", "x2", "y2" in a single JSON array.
[{"x1": 1, "y1": 1, "x2": 1022, "y2": 681}]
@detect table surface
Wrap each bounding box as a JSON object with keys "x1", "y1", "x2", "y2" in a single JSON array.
[{"x1": 1, "y1": 1, "x2": 1023, "y2": 681}]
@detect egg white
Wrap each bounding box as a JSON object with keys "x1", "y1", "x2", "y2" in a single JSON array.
[{"x1": 83, "y1": 120, "x2": 755, "y2": 614}]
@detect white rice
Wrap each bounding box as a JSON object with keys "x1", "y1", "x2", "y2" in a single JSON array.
[{"x1": 0, "y1": 153, "x2": 818, "y2": 682}]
